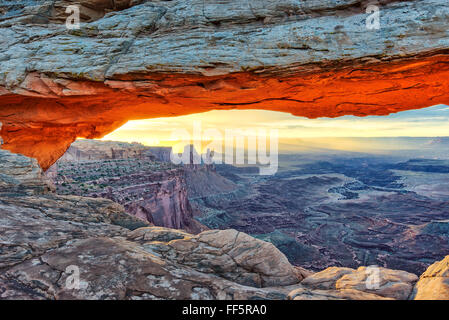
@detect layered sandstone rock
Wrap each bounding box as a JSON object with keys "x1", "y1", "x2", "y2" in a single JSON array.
[
  {"x1": 0, "y1": 234, "x2": 301, "y2": 300},
  {"x1": 58, "y1": 139, "x2": 150, "y2": 161},
  {"x1": 146, "y1": 147, "x2": 172, "y2": 163},
  {"x1": 50, "y1": 140, "x2": 211, "y2": 234},
  {"x1": 1, "y1": 0, "x2": 449, "y2": 169},
  {"x1": 288, "y1": 287, "x2": 394, "y2": 300},
  {"x1": 412, "y1": 255, "x2": 449, "y2": 300},
  {"x1": 0, "y1": 150, "x2": 300, "y2": 299},
  {"x1": 335, "y1": 266, "x2": 418, "y2": 300},
  {"x1": 289, "y1": 265, "x2": 418, "y2": 300},
  {"x1": 128, "y1": 227, "x2": 300, "y2": 288},
  {"x1": 0, "y1": 148, "x2": 53, "y2": 195},
  {"x1": 0, "y1": 149, "x2": 149, "y2": 271}
]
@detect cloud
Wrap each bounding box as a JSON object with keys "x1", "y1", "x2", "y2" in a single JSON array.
[{"x1": 101, "y1": 105, "x2": 449, "y2": 146}]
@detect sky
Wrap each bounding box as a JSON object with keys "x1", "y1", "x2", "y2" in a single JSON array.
[{"x1": 101, "y1": 104, "x2": 449, "y2": 152}]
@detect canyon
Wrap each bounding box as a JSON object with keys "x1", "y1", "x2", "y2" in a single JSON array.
[
  {"x1": 1, "y1": 0, "x2": 449, "y2": 300},
  {"x1": 198, "y1": 150, "x2": 449, "y2": 276},
  {"x1": 47, "y1": 139, "x2": 449, "y2": 277},
  {"x1": 1, "y1": 147, "x2": 448, "y2": 300},
  {"x1": 50, "y1": 140, "x2": 235, "y2": 234}
]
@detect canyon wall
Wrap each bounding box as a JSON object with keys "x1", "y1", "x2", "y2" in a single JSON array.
[
  {"x1": 51, "y1": 140, "x2": 208, "y2": 234},
  {"x1": 57, "y1": 139, "x2": 151, "y2": 161},
  {"x1": 146, "y1": 147, "x2": 173, "y2": 163},
  {"x1": 1, "y1": 0, "x2": 449, "y2": 169},
  {"x1": 83, "y1": 167, "x2": 206, "y2": 234}
]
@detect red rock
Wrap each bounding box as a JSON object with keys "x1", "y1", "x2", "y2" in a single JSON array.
[{"x1": 1, "y1": 0, "x2": 449, "y2": 169}]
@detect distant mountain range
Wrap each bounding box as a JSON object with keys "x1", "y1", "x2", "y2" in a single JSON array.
[{"x1": 278, "y1": 137, "x2": 449, "y2": 158}]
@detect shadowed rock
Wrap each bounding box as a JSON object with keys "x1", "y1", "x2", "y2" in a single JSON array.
[{"x1": 0, "y1": 149, "x2": 52, "y2": 195}]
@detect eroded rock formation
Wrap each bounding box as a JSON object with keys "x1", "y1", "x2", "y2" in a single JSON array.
[
  {"x1": 412, "y1": 255, "x2": 449, "y2": 300},
  {"x1": 289, "y1": 265, "x2": 419, "y2": 300},
  {"x1": 0, "y1": 148, "x2": 53, "y2": 195},
  {"x1": 0, "y1": 149, "x2": 301, "y2": 299},
  {"x1": 50, "y1": 139, "x2": 234, "y2": 234},
  {"x1": 55, "y1": 157, "x2": 205, "y2": 233},
  {"x1": 1, "y1": 0, "x2": 449, "y2": 169},
  {"x1": 57, "y1": 139, "x2": 150, "y2": 161},
  {"x1": 1, "y1": 149, "x2": 448, "y2": 299}
]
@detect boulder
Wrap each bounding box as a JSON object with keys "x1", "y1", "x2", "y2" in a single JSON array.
[
  {"x1": 412, "y1": 255, "x2": 449, "y2": 300},
  {"x1": 294, "y1": 265, "x2": 418, "y2": 300},
  {"x1": 301, "y1": 266, "x2": 354, "y2": 290},
  {"x1": 335, "y1": 266, "x2": 418, "y2": 300},
  {"x1": 130, "y1": 228, "x2": 301, "y2": 288}
]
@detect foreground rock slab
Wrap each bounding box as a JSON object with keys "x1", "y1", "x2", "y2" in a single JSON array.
[
  {"x1": 2, "y1": 236, "x2": 297, "y2": 300},
  {"x1": 412, "y1": 256, "x2": 449, "y2": 300},
  {"x1": 129, "y1": 227, "x2": 300, "y2": 288},
  {"x1": 290, "y1": 265, "x2": 419, "y2": 300},
  {"x1": 0, "y1": 150, "x2": 300, "y2": 299}
]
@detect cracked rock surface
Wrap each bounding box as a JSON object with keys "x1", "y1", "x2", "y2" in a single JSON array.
[
  {"x1": 0, "y1": 149, "x2": 302, "y2": 299},
  {"x1": 1, "y1": 1, "x2": 449, "y2": 169},
  {"x1": 412, "y1": 255, "x2": 449, "y2": 300}
]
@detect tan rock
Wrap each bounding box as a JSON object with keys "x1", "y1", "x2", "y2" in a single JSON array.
[
  {"x1": 288, "y1": 287, "x2": 393, "y2": 300},
  {"x1": 294, "y1": 266, "x2": 314, "y2": 282},
  {"x1": 301, "y1": 267, "x2": 354, "y2": 290},
  {"x1": 336, "y1": 266, "x2": 418, "y2": 300},
  {"x1": 128, "y1": 226, "x2": 191, "y2": 243},
  {"x1": 298, "y1": 265, "x2": 418, "y2": 300},
  {"x1": 134, "y1": 228, "x2": 301, "y2": 288},
  {"x1": 412, "y1": 255, "x2": 449, "y2": 300},
  {"x1": 1, "y1": 234, "x2": 297, "y2": 300}
]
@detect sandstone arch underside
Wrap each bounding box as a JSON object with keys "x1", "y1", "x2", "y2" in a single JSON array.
[{"x1": 1, "y1": 0, "x2": 449, "y2": 170}]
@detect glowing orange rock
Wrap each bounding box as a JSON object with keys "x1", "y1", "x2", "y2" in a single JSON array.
[{"x1": 1, "y1": 53, "x2": 449, "y2": 170}]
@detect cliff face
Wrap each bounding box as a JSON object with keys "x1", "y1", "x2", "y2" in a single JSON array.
[
  {"x1": 52, "y1": 141, "x2": 206, "y2": 234},
  {"x1": 58, "y1": 139, "x2": 150, "y2": 161},
  {"x1": 94, "y1": 168, "x2": 205, "y2": 234},
  {"x1": 1, "y1": 0, "x2": 449, "y2": 169},
  {"x1": 185, "y1": 165, "x2": 237, "y2": 199},
  {"x1": 146, "y1": 147, "x2": 173, "y2": 163}
]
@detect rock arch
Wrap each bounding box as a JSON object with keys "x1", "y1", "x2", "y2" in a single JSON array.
[{"x1": 1, "y1": 0, "x2": 449, "y2": 169}]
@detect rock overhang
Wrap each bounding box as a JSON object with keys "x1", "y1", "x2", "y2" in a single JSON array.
[{"x1": 1, "y1": 0, "x2": 449, "y2": 169}]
